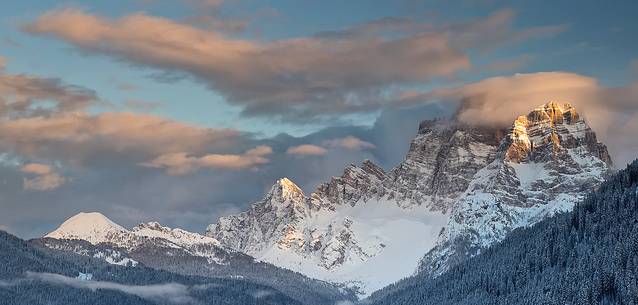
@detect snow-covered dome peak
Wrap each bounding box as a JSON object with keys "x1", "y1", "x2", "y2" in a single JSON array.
[{"x1": 45, "y1": 212, "x2": 127, "y2": 244}]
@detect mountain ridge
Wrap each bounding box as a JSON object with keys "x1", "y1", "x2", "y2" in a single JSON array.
[
  {"x1": 206, "y1": 101, "x2": 612, "y2": 295},
  {"x1": 39, "y1": 211, "x2": 356, "y2": 305},
  {"x1": 41, "y1": 101, "x2": 613, "y2": 298}
]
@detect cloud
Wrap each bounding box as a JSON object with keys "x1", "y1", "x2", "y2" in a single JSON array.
[
  {"x1": 23, "y1": 9, "x2": 565, "y2": 122},
  {"x1": 25, "y1": 272, "x2": 193, "y2": 303},
  {"x1": 141, "y1": 145, "x2": 273, "y2": 175},
  {"x1": 324, "y1": 136, "x2": 376, "y2": 150},
  {"x1": 22, "y1": 9, "x2": 564, "y2": 120},
  {"x1": 419, "y1": 72, "x2": 600, "y2": 127},
  {"x1": 286, "y1": 144, "x2": 328, "y2": 156},
  {"x1": 0, "y1": 112, "x2": 241, "y2": 165},
  {"x1": 286, "y1": 136, "x2": 374, "y2": 157},
  {"x1": 398, "y1": 72, "x2": 638, "y2": 166},
  {"x1": 0, "y1": 68, "x2": 99, "y2": 118},
  {"x1": 20, "y1": 163, "x2": 66, "y2": 191}
]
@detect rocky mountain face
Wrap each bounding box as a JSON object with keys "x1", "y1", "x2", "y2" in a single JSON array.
[
  {"x1": 40, "y1": 212, "x2": 356, "y2": 305},
  {"x1": 419, "y1": 102, "x2": 612, "y2": 274},
  {"x1": 206, "y1": 102, "x2": 612, "y2": 296}
]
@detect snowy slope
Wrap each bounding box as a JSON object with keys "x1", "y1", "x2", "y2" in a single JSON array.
[
  {"x1": 254, "y1": 195, "x2": 447, "y2": 294},
  {"x1": 207, "y1": 102, "x2": 612, "y2": 296}
]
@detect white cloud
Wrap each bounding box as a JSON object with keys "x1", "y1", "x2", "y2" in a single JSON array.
[{"x1": 25, "y1": 272, "x2": 193, "y2": 303}]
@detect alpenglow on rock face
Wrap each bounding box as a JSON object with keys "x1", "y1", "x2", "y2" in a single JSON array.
[{"x1": 207, "y1": 102, "x2": 612, "y2": 296}]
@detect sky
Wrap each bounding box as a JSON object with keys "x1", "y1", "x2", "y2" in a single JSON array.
[{"x1": 0, "y1": 0, "x2": 637, "y2": 238}]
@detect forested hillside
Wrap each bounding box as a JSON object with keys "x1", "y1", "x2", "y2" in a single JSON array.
[
  {"x1": 0, "y1": 230, "x2": 302, "y2": 305},
  {"x1": 30, "y1": 236, "x2": 354, "y2": 305},
  {"x1": 370, "y1": 160, "x2": 638, "y2": 305}
]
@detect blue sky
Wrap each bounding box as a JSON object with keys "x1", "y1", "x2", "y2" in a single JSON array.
[{"x1": 0, "y1": 0, "x2": 637, "y2": 237}]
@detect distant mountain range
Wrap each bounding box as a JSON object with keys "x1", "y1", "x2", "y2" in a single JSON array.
[
  {"x1": 37, "y1": 212, "x2": 355, "y2": 305},
  {"x1": 15, "y1": 101, "x2": 629, "y2": 304}
]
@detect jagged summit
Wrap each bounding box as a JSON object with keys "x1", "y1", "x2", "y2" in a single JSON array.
[
  {"x1": 45, "y1": 212, "x2": 126, "y2": 244},
  {"x1": 270, "y1": 177, "x2": 305, "y2": 201},
  {"x1": 503, "y1": 101, "x2": 611, "y2": 164},
  {"x1": 527, "y1": 101, "x2": 578, "y2": 125}
]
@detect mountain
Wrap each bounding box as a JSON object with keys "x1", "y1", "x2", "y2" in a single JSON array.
[
  {"x1": 44, "y1": 212, "x2": 230, "y2": 266},
  {"x1": 206, "y1": 101, "x2": 612, "y2": 296},
  {"x1": 39, "y1": 212, "x2": 355, "y2": 305},
  {"x1": 419, "y1": 101, "x2": 612, "y2": 274},
  {"x1": 207, "y1": 174, "x2": 448, "y2": 295},
  {"x1": 368, "y1": 159, "x2": 638, "y2": 305},
  {"x1": 0, "y1": 229, "x2": 302, "y2": 305}
]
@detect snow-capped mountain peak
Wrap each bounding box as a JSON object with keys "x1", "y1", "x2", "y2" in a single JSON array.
[
  {"x1": 269, "y1": 177, "x2": 306, "y2": 203},
  {"x1": 46, "y1": 212, "x2": 229, "y2": 266},
  {"x1": 45, "y1": 212, "x2": 127, "y2": 244}
]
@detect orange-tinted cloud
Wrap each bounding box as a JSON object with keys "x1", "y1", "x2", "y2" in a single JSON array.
[
  {"x1": 141, "y1": 145, "x2": 273, "y2": 175},
  {"x1": 286, "y1": 144, "x2": 328, "y2": 156},
  {"x1": 324, "y1": 136, "x2": 376, "y2": 150},
  {"x1": 0, "y1": 68, "x2": 98, "y2": 118},
  {"x1": 23, "y1": 9, "x2": 477, "y2": 119},
  {"x1": 0, "y1": 112, "x2": 241, "y2": 166},
  {"x1": 20, "y1": 163, "x2": 66, "y2": 191},
  {"x1": 397, "y1": 72, "x2": 638, "y2": 165}
]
